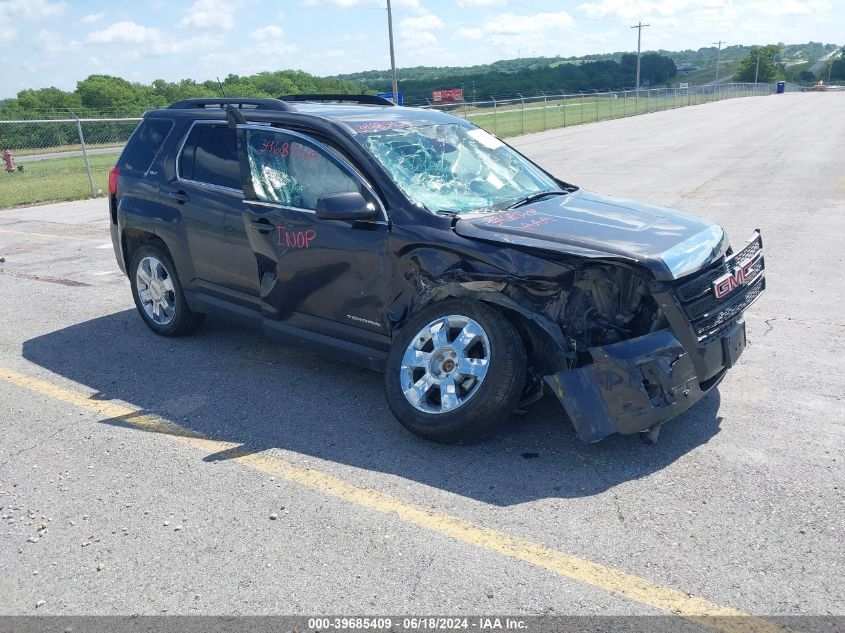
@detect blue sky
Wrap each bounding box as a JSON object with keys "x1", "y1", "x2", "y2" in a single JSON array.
[{"x1": 0, "y1": 0, "x2": 842, "y2": 97}]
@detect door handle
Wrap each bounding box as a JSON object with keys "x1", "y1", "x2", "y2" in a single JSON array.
[
  {"x1": 169, "y1": 190, "x2": 189, "y2": 204},
  {"x1": 249, "y1": 219, "x2": 274, "y2": 234}
]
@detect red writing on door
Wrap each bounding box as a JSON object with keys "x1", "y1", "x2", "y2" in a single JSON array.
[{"x1": 276, "y1": 226, "x2": 316, "y2": 248}]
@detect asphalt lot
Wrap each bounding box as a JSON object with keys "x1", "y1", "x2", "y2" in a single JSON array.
[{"x1": 0, "y1": 93, "x2": 843, "y2": 624}]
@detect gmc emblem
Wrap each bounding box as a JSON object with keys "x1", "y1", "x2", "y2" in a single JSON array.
[{"x1": 713, "y1": 258, "x2": 755, "y2": 299}]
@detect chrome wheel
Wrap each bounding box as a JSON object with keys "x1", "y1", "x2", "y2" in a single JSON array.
[
  {"x1": 135, "y1": 256, "x2": 176, "y2": 326},
  {"x1": 399, "y1": 315, "x2": 491, "y2": 414}
]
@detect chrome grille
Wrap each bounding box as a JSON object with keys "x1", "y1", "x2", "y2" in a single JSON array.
[{"x1": 673, "y1": 231, "x2": 766, "y2": 341}]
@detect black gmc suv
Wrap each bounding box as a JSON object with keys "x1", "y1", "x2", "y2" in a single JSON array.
[{"x1": 108, "y1": 95, "x2": 765, "y2": 444}]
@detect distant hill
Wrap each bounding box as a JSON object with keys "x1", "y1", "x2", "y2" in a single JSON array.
[{"x1": 330, "y1": 41, "x2": 839, "y2": 102}]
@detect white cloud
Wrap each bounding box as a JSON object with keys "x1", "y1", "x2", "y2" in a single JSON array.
[
  {"x1": 456, "y1": 0, "x2": 505, "y2": 5},
  {"x1": 456, "y1": 27, "x2": 483, "y2": 39},
  {"x1": 0, "y1": 22, "x2": 14, "y2": 46},
  {"x1": 0, "y1": 0, "x2": 67, "y2": 46},
  {"x1": 251, "y1": 25, "x2": 284, "y2": 40},
  {"x1": 181, "y1": 0, "x2": 237, "y2": 31},
  {"x1": 86, "y1": 21, "x2": 222, "y2": 56},
  {"x1": 576, "y1": 0, "x2": 694, "y2": 20},
  {"x1": 37, "y1": 28, "x2": 81, "y2": 53},
  {"x1": 449, "y1": 10, "x2": 575, "y2": 60},
  {"x1": 399, "y1": 12, "x2": 445, "y2": 51},
  {"x1": 751, "y1": 0, "x2": 812, "y2": 15},
  {"x1": 481, "y1": 11, "x2": 574, "y2": 36},
  {"x1": 80, "y1": 12, "x2": 104, "y2": 25},
  {"x1": 400, "y1": 14, "x2": 444, "y2": 31},
  {"x1": 302, "y1": 0, "x2": 423, "y2": 13},
  {"x1": 2, "y1": 0, "x2": 66, "y2": 20}
]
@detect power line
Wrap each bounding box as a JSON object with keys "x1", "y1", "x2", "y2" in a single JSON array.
[{"x1": 630, "y1": 21, "x2": 650, "y2": 90}]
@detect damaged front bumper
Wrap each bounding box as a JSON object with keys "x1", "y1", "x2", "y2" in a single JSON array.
[{"x1": 544, "y1": 322, "x2": 746, "y2": 443}]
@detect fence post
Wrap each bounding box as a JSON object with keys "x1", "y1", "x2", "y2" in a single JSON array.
[
  {"x1": 595, "y1": 91, "x2": 600, "y2": 121},
  {"x1": 580, "y1": 92, "x2": 585, "y2": 124},
  {"x1": 463, "y1": 100, "x2": 467, "y2": 119},
  {"x1": 563, "y1": 94, "x2": 567, "y2": 127},
  {"x1": 493, "y1": 99, "x2": 498, "y2": 136},
  {"x1": 71, "y1": 112, "x2": 96, "y2": 199},
  {"x1": 521, "y1": 96, "x2": 525, "y2": 135},
  {"x1": 543, "y1": 95, "x2": 547, "y2": 131}
]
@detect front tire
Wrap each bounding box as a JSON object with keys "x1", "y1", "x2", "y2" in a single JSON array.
[
  {"x1": 129, "y1": 244, "x2": 204, "y2": 337},
  {"x1": 384, "y1": 300, "x2": 527, "y2": 443}
]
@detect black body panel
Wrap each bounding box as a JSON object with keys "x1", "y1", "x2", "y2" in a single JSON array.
[{"x1": 110, "y1": 100, "x2": 766, "y2": 444}]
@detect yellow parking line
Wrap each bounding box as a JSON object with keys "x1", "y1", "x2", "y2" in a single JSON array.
[
  {"x1": 0, "y1": 366, "x2": 787, "y2": 633},
  {"x1": 0, "y1": 228, "x2": 95, "y2": 241}
]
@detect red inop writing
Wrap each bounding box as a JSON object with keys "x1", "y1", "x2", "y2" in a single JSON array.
[{"x1": 276, "y1": 226, "x2": 317, "y2": 249}]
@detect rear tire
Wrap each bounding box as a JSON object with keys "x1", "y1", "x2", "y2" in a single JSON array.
[
  {"x1": 384, "y1": 299, "x2": 527, "y2": 443},
  {"x1": 129, "y1": 243, "x2": 204, "y2": 337}
]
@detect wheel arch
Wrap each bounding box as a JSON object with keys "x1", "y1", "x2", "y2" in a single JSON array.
[
  {"x1": 122, "y1": 228, "x2": 170, "y2": 273},
  {"x1": 400, "y1": 285, "x2": 571, "y2": 380}
]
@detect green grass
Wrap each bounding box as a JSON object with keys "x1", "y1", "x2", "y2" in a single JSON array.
[
  {"x1": 0, "y1": 153, "x2": 115, "y2": 209},
  {"x1": 668, "y1": 60, "x2": 741, "y2": 87},
  {"x1": 460, "y1": 86, "x2": 767, "y2": 138},
  {"x1": 15, "y1": 142, "x2": 124, "y2": 157}
]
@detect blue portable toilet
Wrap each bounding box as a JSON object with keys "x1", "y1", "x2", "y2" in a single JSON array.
[{"x1": 776, "y1": 81, "x2": 786, "y2": 94}]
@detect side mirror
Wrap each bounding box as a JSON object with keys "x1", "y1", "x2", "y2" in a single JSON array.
[{"x1": 315, "y1": 192, "x2": 378, "y2": 221}]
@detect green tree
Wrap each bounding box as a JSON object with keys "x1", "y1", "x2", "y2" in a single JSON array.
[
  {"x1": 734, "y1": 45, "x2": 784, "y2": 82},
  {"x1": 639, "y1": 53, "x2": 677, "y2": 85},
  {"x1": 828, "y1": 57, "x2": 845, "y2": 81}
]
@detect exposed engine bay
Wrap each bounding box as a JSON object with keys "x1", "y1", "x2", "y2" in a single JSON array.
[{"x1": 562, "y1": 266, "x2": 667, "y2": 359}]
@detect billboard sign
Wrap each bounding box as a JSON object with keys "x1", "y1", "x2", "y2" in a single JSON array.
[
  {"x1": 377, "y1": 92, "x2": 404, "y2": 105},
  {"x1": 432, "y1": 88, "x2": 463, "y2": 104}
]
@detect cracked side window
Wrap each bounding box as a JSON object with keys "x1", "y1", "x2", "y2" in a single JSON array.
[
  {"x1": 354, "y1": 123, "x2": 557, "y2": 214},
  {"x1": 245, "y1": 129, "x2": 361, "y2": 210}
]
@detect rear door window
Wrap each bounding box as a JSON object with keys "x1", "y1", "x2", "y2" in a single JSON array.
[
  {"x1": 119, "y1": 118, "x2": 173, "y2": 173},
  {"x1": 180, "y1": 124, "x2": 241, "y2": 190}
]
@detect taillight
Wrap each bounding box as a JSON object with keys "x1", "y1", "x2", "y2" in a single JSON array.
[{"x1": 108, "y1": 167, "x2": 120, "y2": 196}]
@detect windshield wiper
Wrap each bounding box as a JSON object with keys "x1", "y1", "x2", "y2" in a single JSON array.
[{"x1": 507, "y1": 190, "x2": 569, "y2": 209}]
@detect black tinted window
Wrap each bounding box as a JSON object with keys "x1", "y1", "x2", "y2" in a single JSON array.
[
  {"x1": 119, "y1": 118, "x2": 173, "y2": 173},
  {"x1": 189, "y1": 125, "x2": 241, "y2": 190}
]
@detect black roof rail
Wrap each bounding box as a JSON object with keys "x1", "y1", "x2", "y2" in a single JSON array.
[
  {"x1": 278, "y1": 94, "x2": 395, "y2": 106},
  {"x1": 167, "y1": 98, "x2": 293, "y2": 111}
]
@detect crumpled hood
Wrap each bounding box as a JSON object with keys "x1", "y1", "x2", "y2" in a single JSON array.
[{"x1": 453, "y1": 189, "x2": 728, "y2": 281}]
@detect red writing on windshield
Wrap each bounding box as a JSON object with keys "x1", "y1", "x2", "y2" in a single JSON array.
[{"x1": 354, "y1": 121, "x2": 412, "y2": 133}]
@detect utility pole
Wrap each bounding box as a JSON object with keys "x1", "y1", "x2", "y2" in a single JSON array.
[
  {"x1": 630, "y1": 21, "x2": 650, "y2": 90},
  {"x1": 386, "y1": 0, "x2": 399, "y2": 104},
  {"x1": 713, "y1": 40, "x2": 726, "y2": 83}
]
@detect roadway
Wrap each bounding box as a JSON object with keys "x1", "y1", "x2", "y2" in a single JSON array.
[{"x1": 1, "y1": 92, "x2": 843, "y2": 624}]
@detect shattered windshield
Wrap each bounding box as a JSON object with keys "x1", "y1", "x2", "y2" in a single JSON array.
[{"x1": 354, "y1": 122, "x2": 559, "y2": 214}]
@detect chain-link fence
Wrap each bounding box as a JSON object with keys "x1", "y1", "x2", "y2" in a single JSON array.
[
  {"x1": 425, "y1": 82, "x2": 773, "y2": 137},
  {"x1": 0, "y1": 82, "x2": 774, "y2": 209},
  {"x1": 0, "y1": 117, "x2": 141, "y2": 209}
]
